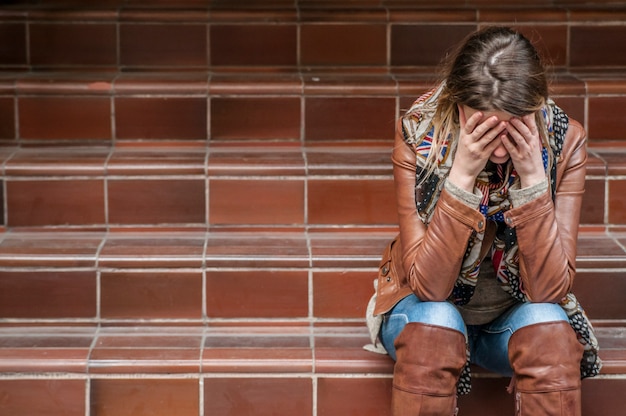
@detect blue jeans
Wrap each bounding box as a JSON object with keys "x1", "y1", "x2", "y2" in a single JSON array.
[{"x1": 380, "y1": 294, "x2": 569, "y2": 376}]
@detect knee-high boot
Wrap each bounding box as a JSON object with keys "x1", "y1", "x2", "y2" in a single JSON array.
[
  {"x1": 508, "y1": 321, "x2": 584, "y2": 416},
  {"x1": 392, "y1": 322, "x2": 466, "y2": 416}
]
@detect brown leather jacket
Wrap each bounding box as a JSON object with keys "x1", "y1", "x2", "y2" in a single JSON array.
[{"x1": 373, "y1": 117, "x2": 587, "y2": 315}]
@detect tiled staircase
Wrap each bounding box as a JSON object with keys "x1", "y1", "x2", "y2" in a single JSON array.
[{"x1": 1, "y1": 1, "x2": 626, "y2": 415}]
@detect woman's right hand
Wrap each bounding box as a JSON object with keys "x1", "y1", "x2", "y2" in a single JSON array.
[{"x1": 447, "y1": 105, "x2": 507, "y2": 192}]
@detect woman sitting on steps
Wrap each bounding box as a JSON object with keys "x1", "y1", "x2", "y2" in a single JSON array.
[{"x1": 365, "y1": 26, "x2": 601, "y2": 416}]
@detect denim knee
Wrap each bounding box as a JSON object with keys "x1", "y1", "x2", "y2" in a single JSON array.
[
  {"x1": 494, "y1": 302, "x2": 569, "y2": 335},
  {"x1": 381, "y1": 295, "x2": 466, "y2": 360}
]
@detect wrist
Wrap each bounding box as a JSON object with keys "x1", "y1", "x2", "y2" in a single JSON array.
[
  {"x1": 448, "y1": 167, "x2": 476, "y2": 193},
  {"x1": 520, "y1": 172, "x2": 546, "y2": 189}
]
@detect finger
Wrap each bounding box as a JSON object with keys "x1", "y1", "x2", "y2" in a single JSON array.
[
  {"x1": 464, "y1": 110, "x2": 484, "y2": 134},
  {"x1": 506, "y1": 119, "x2": 538, "y2": 148},
  {"x1": 500, "y1": 132, "x2": 518, "y2": 154},
  {"x1": 472, "y1": 116, "x2": 503, "y2": 139},
  {"x1": 521, "y1": 113, "x2": 538, "y2": 133},
  {"x1": 477, "y1": 120, "x2": 507, "y2": 145}
]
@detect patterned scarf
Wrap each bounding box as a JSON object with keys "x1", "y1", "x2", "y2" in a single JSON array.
[{"x1": 403, "y1": 84, "x2": 601, "y2": 394}]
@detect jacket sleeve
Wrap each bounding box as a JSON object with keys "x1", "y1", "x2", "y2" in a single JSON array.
[
  {"x1": 503, "y1": 120, "x2": 587, "y2": 303},
  {"x1": 392, "y1": 119, "x2": 486, "y2": 301}
]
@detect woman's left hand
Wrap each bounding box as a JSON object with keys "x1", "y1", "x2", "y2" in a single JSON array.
[{"x1": 502, "y1": 114, "x2": 546, "y2": 188}]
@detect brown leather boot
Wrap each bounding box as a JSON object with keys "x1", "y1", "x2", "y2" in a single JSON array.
[
  {"x1": 508, "y1": 321, "x2": 584, "y2": 416},
  {"x1": 392, "y1": 323, "x2": 466, "y2": 415}
]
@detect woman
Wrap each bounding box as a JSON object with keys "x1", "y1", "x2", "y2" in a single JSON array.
[{"x1": 365, "y1": 26, "x2": 601, "y2": 415}]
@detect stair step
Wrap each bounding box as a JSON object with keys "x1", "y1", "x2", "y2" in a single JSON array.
[
  {"x1": 4, "y1": 2, "x2": 626, "y2": 72},
  {"x1": 0, "y1": 144, "x2": 625, "y2": 228},
  {"x1": 0, "y1": 229, "x2": 623, "y2": 323},
  {"x1": 0, "y1": 324, "x2": 624, "y2": 416},
  {"x1": 2, "y1": 71, "x2": 626, "y2": 145}
]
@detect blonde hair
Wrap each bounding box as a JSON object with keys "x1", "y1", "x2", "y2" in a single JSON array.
[{"x1": 420, "y1": 26, "x2": 550, "y2": 177}]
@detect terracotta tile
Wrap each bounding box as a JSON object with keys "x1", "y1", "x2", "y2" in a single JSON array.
[
  {"x1": 551, "y1": 73, "x2": 587, "y2": 96},
  {"x1": 96, "y1": 325, "x2": 202, "y2": 342},
  {"x1": 609, "y1": 180, "x2": 626, "y2": 224},
  {"x1": 120, "y1": 8, "x2": 210, "y2": 23},
  {"x1": 206, "y1": 270, "x2": 308, "y2": 318},
  {"x1": 27, "y1": 8, "x2": 118, "y2": 21},
  {"x1": 6, "y1": 179, "x2": 105, "y2": 226},
  {"x1": 0, "y1": 23, "x2": 27, "y2": 66},
  {"x1": 0, "y1": 327, "x2": 95, "y2": 348},
  {"x1": 15, "y1": 73, "x2": 114, "y2": 95},
  {"x1": 0, "y1": 97, "x2": 15, "y2": 139},
  {"x1": 570, "y1": 9, "x2": 626, "y2": 22},
  {"x1": 101, "y1": 271, "x2": 203, "y2": 320},
  {"x1": 204, "y1": 331, "x2": 310, "y2": 348},
  {"x1": 588, "y1": 97, "x2": 626, "y2": 142},
  {"x1": 205, "y1": 231, "x2": 310, "y2": 268},
  {"x1": 209, "y1": 6, "x2": 297, "y2": 22},
  {"x1": 388, "y1": 9, "x2": 476, "y2": 23},
  {"x1": 314, "y1": 325, "x2": 371, "y2": 348},
  {"x1": 573, "y1": 271, "x2": 626, "y2": 320},
  {"x1": 204, "y1": 378, "x2": 312, "y2": 415},
  {"x1": 581, "y1": 179, "x2": 605, "y2": 225},
  {"x1": 210, "y1": 24, "x2": 297, "y2": 66},
  {"x1": 300, "y1": 8, "x2": 387, "y2": 23},
  {"x1": 115, "y1": 97, "x2": 207, "y2": 140},
  {"x1": 0, "y1": 232, "x2": 103, "y2": 267},
  {"x1": 307, "y1": 178, "x2": 396, "y2": 225},
  {"x1": 585, "y1": 152, "x2": 607, "y2": 177},
  {"x1": 5, "y1": 147, "x2": 110, "y2": 176},
  {"x1": 305, "y1": 143, "x2": 392, "y2": 176},
  {"x1": 208, "y1": 178, "x2": 304, "y2": 225},
  {"x1": 552, "y1": 96, "x2": 585, "y2": 127},
  {"x1": 303, "y1": 73, "x2": 397, "y2": 96},
  {"x1": 597, "y1": 150, "x2": 626, "y2": 176},
  {"x1": 512, "y1": 25, "x2": 568, "y2": 67},
  {"x1": 305, "y1": 97, "x2": 395, "y2": 141},
  {"x1": 108, "y1": 179, "x2": 206, "y2": 225},
  {"x1": 571, "y1": 26, "x2": 626, "y2": 67},
  {"x1": 90, "y1": 329, "x2": 202, "y2": 373},
  {"x1": 107, "y1": 147, "x2": 206, "y2": 175},
  {"x1": 202, "y1": 347, "x2": 312, "y2": 373},
  {"x1": 478, "y1": 8, "x2": 567, "y2": 23},
  {"x1": 580, "y1": 379, "x2": 626, "y2": 416},
  {"x1": 88, "y1": 350, "x2": 194, "y2": 377},
  {"x1": 0, "y1": 271, "x2": 96, "y2": 319},
  {"x1": 456, "y1": 378, "x2": 514, "y2": 415},
  {"x1": 315, "y1": 346, "x2": 394, "y2": 374},
  {"x1": 30, "y1": 23, "x2": 116, "y2": 67},
  {"x1": 0, "y1": 327, "x2": 94, "y2": 373},
  {"x1": 209, "y1": 73, "x2": 302, "y2": 95},
  {"x1": 309, "y1": 229, "x2": 395, "y2": 268},
  {"x1": 313, "y1": 270, "x2": 374, "y2": 318},
  {"x1": 120, "y1": 23, "x2": 208, "y2": 67},
  {"x1": 317, "y1": 377, "x2": 392, "y2": 416},
  {"x1": 576, "y1": 234, "x2": 626, "y2": 269},
  {"x1": 211, "y1": 96, "x2": 300, "y2": 140},
  {"x1": 98, "y1": 233, "x2": 205, "y2": 268},
  {"x1": 0, "y1": 379, "x2": 85, "y2": 416},
  {"x1": 19, "y1": 96, "x2": 112, "y2": 140},
  {"x1": 90, "y1": 379, "x2": 199, "y2": 415},
  {"x1": 114, "y1": 72, "x2": 208, "y2": 95},
  {"x1": 391, "y1": 24, "x2": 475, "y2": 66},
  {"x1": 301, "y1": 23, "x2": 386, "y2": 66},
  {"x1": 207, "y1": 142, "x2": 305, "y2": 176},
  {"x1": 584, "y1": 75, "x2": 626, "y2": 95}
]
